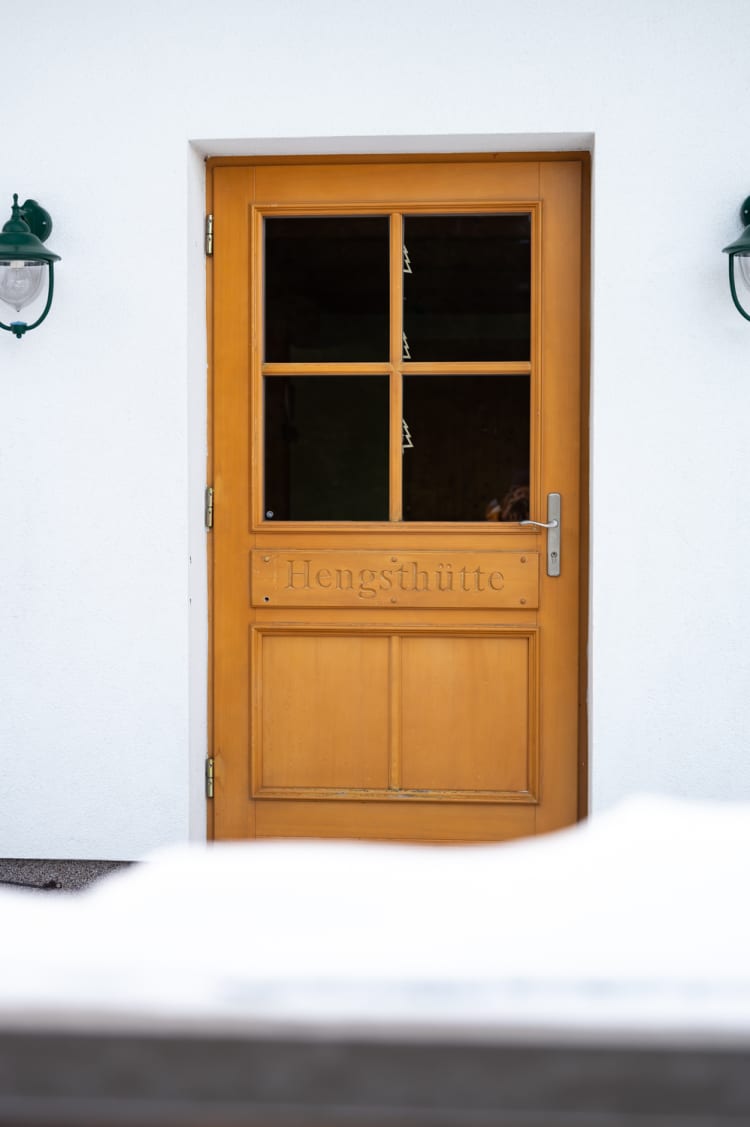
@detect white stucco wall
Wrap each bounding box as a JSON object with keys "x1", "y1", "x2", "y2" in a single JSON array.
[{"x1": 2, "y1": 0, "x2": 749, "y2": 859}]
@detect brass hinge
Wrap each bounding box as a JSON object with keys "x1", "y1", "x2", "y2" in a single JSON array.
[
  {"x1": 204, "y1": 486, "x2": 214, "y2": 530},
  {"x1": 205, "y1": 213, "x2": 213, "y2": 256},
  {"x1": 205, "y1": 757, "x2": 215, "y2": 799}
]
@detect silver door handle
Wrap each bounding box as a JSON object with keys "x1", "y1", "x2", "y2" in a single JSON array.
[{"x1": 519, "y1": 493, "x2": 561, "y2": 577}]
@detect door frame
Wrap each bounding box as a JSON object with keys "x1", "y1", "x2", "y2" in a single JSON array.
[{"x1": 204, "y1": 150, "x2": 591, "y2": 840}]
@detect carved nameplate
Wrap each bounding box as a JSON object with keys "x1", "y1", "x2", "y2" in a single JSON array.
[{"x1": 251, "y1": 550, "x2": 539, "y2": 609}]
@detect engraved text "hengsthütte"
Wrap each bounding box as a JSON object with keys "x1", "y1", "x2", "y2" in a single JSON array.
[{"x1": 286, "y1": 560, "x2": 504, "y2": 600}]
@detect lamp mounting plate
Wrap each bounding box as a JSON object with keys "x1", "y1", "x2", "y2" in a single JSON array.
[
  {"x1": 20, "y1": 199, "x2": 53, "y2": 243},
  {"x1": 741, "y1": 197, "x2": 750, "y2": 229}
]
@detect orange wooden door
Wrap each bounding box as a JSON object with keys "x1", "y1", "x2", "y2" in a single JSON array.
[{"x1": 209, "y1": 156, "x2": 585, "y2": 842}]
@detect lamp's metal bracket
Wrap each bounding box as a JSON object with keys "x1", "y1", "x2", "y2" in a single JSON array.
[{"x1": 19, "y1": 199, "x2": 53, "y2": 243}]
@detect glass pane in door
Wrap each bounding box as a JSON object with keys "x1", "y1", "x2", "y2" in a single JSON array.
[
  {"x1": 402, "y1": 375, "x2": 529, "y2": 522},
  {"x1": 403, "y1": 214, "x2": 531, "y2": 361},
  {"x1": 265, "y1": 217, "x2": 390, "y2": 362},
  {"x1": 264, "y1": 376, "x2": 389, "y2": 521}
]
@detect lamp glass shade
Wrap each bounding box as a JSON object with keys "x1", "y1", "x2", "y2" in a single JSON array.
[
  {"x1": 0, "y1": 260, "x2": 46, "y2": 311},
  {"x1": 738, "y1": 253, "x2": 750, "y2": 290}
]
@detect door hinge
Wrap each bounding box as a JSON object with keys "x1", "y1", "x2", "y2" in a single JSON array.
[
  {"x1": 205, "y1": 213, "x2": 213, "y2": 256},
  {"x1": 204, "y1": 486, "x2": 214, "y2": 530},
  {"x1": 205, "y1": 756, "x2": 215, "y2": 799}
]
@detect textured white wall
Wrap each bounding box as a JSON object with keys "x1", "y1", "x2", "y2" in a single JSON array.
[{"x1": 2, "y1": 0, "x2": 749, "y2": 858}]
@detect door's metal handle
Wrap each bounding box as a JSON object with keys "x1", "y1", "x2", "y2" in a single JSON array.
[{"x1": 519, "y1": 493, "x2": 561, "y2": 577}]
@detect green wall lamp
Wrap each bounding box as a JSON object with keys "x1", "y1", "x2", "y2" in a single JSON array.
[
  {"x1": 0, "y1": 194, "x2": 61, "y2": 339},
  {"x1": 723, "y1": 196, "x2": 750, "y2": 321}
]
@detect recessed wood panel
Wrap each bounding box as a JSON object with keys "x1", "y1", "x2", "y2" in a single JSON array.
[
  {"x1": 401, "y1": 634, "x2": 535, "y2": 796},
  {"x1": 252, "y1": 550, "x2": 539, "y2": 609},
  {"x1": 255, "y1": 633, "x2": 390, "y2": 792}
]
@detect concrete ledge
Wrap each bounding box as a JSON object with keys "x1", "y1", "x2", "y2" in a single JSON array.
[{"x1": 0, "y1": 1030, "x2": 747, "y2": 1126}]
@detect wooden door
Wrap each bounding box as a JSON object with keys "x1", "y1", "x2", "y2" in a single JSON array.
[{"x1": 209, "y1": 156, "x2": 585, "y2": 842}]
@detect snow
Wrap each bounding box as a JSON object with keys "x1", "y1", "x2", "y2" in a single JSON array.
[{"x1": 0, "y1": 798, "x2": 749, "y2": 1046}]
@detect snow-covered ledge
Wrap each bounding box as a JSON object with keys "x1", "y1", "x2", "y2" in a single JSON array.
[
  {"x1": 0, "y1": 798, "x2": 748, "y2": 1124},
  {"x1": 1, "y1": 797, "x2": 748, "y2": 1043}
]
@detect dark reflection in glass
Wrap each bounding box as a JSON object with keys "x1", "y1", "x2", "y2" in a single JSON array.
[
  {"x1": 402, "y1": 375, "x2": 529, "y2": 522},
  {"x1": 265, "y1": 217, "x2": 390, "y2": 362},
  {"x1": 403, "y1": 215, "x2": 530, "y2": 361},
  {"x1": 265, "y1": 377, "x2": 389, "y2": 521}
]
